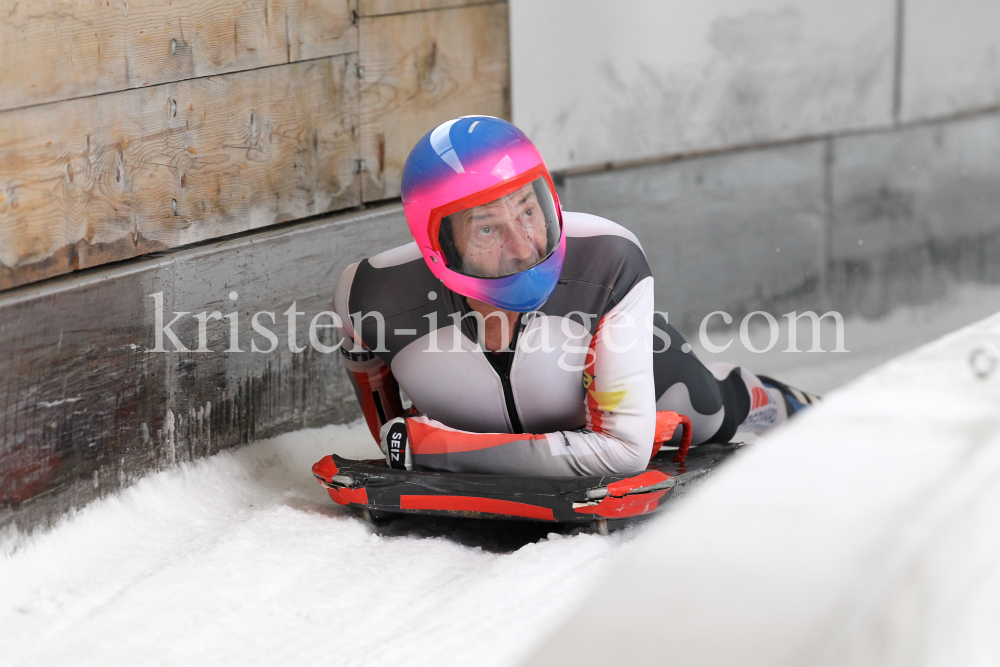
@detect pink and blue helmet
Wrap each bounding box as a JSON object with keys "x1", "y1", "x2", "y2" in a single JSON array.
[{"x1": 401, "y1": 116, "x2": 565, "y2": 312}]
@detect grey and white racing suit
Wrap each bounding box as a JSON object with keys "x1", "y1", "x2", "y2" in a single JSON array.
[{"x1": 334, "y1": 211, "x2": 780, "y2": 477}]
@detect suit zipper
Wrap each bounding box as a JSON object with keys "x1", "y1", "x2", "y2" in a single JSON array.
[
  {"x1": 461, "y1": 294, "x2": 529, "y2": 435},
  {"x1": 501, "y1": 313, "x2": 530, "y2": 434},
  {"x1": 500, "y1": 368, "x2": 524, "y2": 434}
]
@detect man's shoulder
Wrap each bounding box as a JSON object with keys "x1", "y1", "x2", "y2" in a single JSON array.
[
  {"x1": 542, "y1": 211, "x2": 652, "y2": 319},
  {"x1": 562, "y1": 211, "x2": 644, "y2": 254},
  {"x1": 560, "y1": 210, "x2": 650, "y2": 285},
  {"x1": 334, "y1": 242, "x2": 438, "y2": 320},
  {"x1": 367, "y1": 241, "x2": 424, "y2": 269}
]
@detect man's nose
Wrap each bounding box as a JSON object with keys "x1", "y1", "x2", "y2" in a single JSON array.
[{"x1": 504, "y1": 225, "x2": 537, "y2": 261}]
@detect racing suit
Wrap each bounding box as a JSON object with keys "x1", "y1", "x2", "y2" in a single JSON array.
[{"x1": 334, "y1": 212, "x2": 768, "y2": 477}]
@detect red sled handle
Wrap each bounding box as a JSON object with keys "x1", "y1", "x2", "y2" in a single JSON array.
[{"x1": 651, "y1": 411, "x2": 693, "y2": 464}]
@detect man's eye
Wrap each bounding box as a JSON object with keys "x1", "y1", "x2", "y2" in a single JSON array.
[
  {"x1": 523, "y1": 207, "x2": 534, "y2": 217},
  {"x1": 477, "y1": 226, "x2": 492, "y2": 236}
]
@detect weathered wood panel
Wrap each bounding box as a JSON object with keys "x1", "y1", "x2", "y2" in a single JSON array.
[
  {"x1": 0, "y1": 262, "x2": 173, "y2": 535},
  {"x1": 0, "y1": 55, "x2": 360, "y2": 291},
  {"x1": 359, "y1": 0, "x2": 490, "y2": 16},
  {"x1": 163, "y1": 204, "x2": 412, "y2": 454},
  {"x1": 0, "y1": 0, "x2": 357, "y2": 112},
  {"x1": 358, "y1": 2, "x2": 510, "y2": 201},
  {"x1": 0, "y1": 203, "x2": 412, "y2": 535}
]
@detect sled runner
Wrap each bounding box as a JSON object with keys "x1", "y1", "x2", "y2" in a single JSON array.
[{"x1": 312, "y1": 411, "x2": 743, "y2": 528}]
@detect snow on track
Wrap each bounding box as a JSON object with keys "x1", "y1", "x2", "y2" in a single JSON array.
[
  {"x1": 526, "y1": 310, "x2": 1000, "y2": 666},
  {"x1": 5, "y1": 287, "x2": 1000, "y2": 667},
  {"x1": 1, "y1": 424, "x2": 627, "y2": 667}
]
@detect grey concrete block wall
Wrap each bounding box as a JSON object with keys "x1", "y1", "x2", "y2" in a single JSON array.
[
  {"x1": 902, "y1": 0, "x2": 1000, "y2": 122},
  {"x1": 832, "y1": 114, "x2": 1000, "y2": 247},
  {"x1": 512, "y1": 0, "x2": 896, "y2": 172},
  {"x1": 516, "y1": 1, "x2": 1000, "y2": 172},
  {"x1": 560, "y1": 141, "x2": 828, "y2": 331},
  {"x1": 0, "y1": 203, "x2": 413, "y2": 534},
  {"x1": 560, "y1": 110, "x2": 1000, "y2": 331},
  {"x1": 829, "y1": 113, "x2": 1000, "y2": 315},
  {"x1": 515, "y1": 0, "x2": 1000, "y2": 331}
]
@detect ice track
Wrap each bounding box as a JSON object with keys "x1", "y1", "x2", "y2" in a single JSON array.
[
  {"x1": 528, "y1": 309, "x2": 1000, "y2": 665},
  {"x1": 0, "y1": 424, "x2": 626, "y2": 667},
  {"x1": 4, "y1": 286, "x2": 1000, "y2": 667}
]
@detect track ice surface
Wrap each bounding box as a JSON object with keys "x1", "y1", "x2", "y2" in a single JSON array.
[
  {"x1": 3, "y1": 285, "x2": 1000, "y2": 666},
  {"x1": 0, "y1": 423, "x2": 627, "y2": 667}
]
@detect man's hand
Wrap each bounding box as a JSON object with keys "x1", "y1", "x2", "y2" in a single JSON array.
[{"x1": 378, "y1": 417, "x2": 412, "y2": 470}]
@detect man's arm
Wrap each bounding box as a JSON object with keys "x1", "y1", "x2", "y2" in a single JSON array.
[
  {"x1": 341, "y1": 347, "x2": 406, "y2": 444},
  {"x1": 335, "y1": 262, "x2": 405, "y2": 444},
  {"x1": 395, "y1": 277, "x2": 657, "y2": 476}
]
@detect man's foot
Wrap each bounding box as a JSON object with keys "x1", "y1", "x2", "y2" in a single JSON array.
[{"x1": 757, "y1": 375, "x2": 820, "y2": 417}]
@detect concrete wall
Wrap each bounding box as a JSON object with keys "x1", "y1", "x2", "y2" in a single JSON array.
[
  {"x1": 559, "y1": 140, "x2": 827, "y2": 329},
  {"x1": 512, "y1": 0, "x2": 1000, "y2": 171},
  {"x1": 513, "y1": 0, "x2": 1000, "y2": 330},
  {"x1": 562, "y1": 112, "x2": 1000, "y2": 330},
  {"x1": 902, "y1": 0, "x2": 1000, "y2": 122},
  {"x1": 512, "y1": 0, "x2": 895, "y2": 172}
]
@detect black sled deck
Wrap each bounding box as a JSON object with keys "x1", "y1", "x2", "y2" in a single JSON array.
[{"x1": 312, "y1": 442, "x2": 742, "y2": 524}]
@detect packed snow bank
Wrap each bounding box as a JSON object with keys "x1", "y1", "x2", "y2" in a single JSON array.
[
  {"x1": 524, "y1": 311, "x2": 1000, "y2": 667},
  {"x1": 0, "y1": 423, "x2": 626, "y2": 667},
  {"x1": 5, "y1": 295, "x2": 999, "y2": 667}
]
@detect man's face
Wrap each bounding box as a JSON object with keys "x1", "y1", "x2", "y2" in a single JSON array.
[{"x1": 450, "y1": 183, "x2": 550, "y2": 278}]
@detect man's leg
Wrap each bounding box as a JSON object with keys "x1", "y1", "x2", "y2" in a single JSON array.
[
  {"x1": 756, "y1": 374, "x2": 821, "y2": 418},
  {"x1": 651, "y1": 314, "x2": 817, "y2": 444}
]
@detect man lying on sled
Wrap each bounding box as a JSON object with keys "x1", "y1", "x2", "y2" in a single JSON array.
[{"x1": 333, "y1": 116, "x2": 817, "y2": 476}]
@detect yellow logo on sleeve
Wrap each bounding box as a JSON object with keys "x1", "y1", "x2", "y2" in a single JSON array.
[
  {"x1": 587, "y1": 389, "x2": 628, "y2": 413},
  {"x1": 583, "y1": 372, "x2": 627, "y2": 412}
]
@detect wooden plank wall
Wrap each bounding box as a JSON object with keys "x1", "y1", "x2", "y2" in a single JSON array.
[
  {"x1": 0, "y1": 57, "x2": 360, "y2": 289},
  {"x1": 0, "y1": 0, "x2": 509, "y2": 532},
  {"x1": 0, "y1": 0, "x2": 358, "y2": 111},
  {"x1": 358, "y1": 2, "x2": 511, "y2": 200},
  {"x1": 0, "y1": 0, "x2": 510, "y2": 290},
  {"x1": 0, "y1": 203, "x2": 413, "y2": 534}
]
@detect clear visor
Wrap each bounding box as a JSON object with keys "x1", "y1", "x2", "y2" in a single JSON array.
[{"x1": 438, "y1": 178, "x2": 560, "y2": 279}]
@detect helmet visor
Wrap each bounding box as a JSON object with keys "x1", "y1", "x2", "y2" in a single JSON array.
[{"x1": 437, "y1": 178, "x2": 560, "y2": 279}]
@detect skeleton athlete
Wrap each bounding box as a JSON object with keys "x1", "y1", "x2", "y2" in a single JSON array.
[{"x1": 334, "y1": 116, "x2": 817, "y2": 476}]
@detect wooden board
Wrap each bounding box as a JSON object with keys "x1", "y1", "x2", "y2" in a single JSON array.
[
  {"x1": 0, "y1": 0, "x2": 357, "y2": 112},
  {"x1": 0, "y1": 203, "x2": 413, "y2": 534},
  {"x1": 0, "y1": 55, "x2": 360, "y2": 291},
  {"x1": 359, "y1": 0, "x2": 490, "y2": 16},
  {"x1": 358, "y1": 2, "x2": 510, "y2": 201}
]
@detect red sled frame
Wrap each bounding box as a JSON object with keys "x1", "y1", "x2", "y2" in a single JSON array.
[{"x1": 312, "y1": 412, "x2": 743, "y2": 529}]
